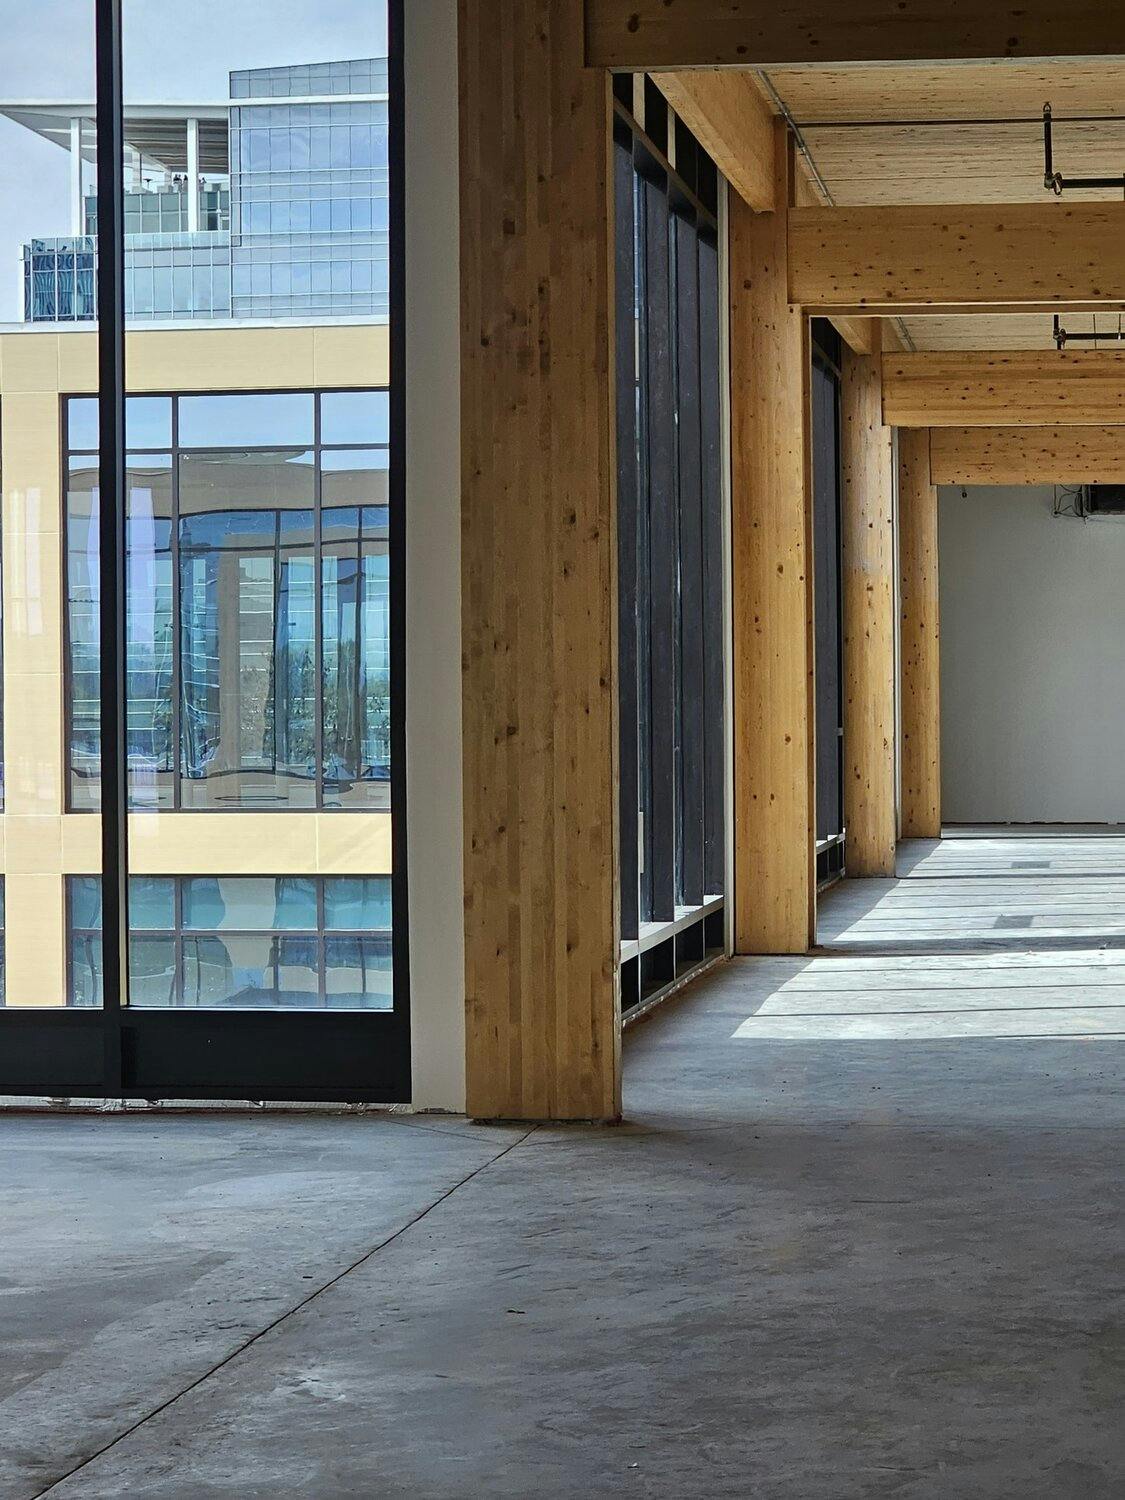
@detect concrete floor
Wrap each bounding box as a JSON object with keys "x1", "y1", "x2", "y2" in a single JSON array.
[{"x1": 2, "y1": 836, "x2": 1123, "y2": 1497}]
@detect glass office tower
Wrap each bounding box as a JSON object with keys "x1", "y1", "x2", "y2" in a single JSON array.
[{"x1": 12, "y1": 58, "x2": 389, "y2": 325}]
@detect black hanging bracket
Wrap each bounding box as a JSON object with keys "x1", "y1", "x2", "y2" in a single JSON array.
[
  {"x1": 1053, "y1": 314, "x2": 1125, "y2": 350},
  {"x1": 1043, "y1": 102, "x2": 1125, "y2": 195}
]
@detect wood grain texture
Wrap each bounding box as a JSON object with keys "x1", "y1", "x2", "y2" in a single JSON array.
[
  {"x1": 762, "y1": 60, "x2": 1125, "y2": 125},
  {"x1": 904, "y1": 311, "x2": 1125, "y2": 352},
  {"x1": 830, "y1": 316, "x2": 881, "y2": 356},
  {"x1": 930, "y1": 425, "x2": 1125, "y2": 484},
  {"x1": 883, "y1": 351, "x2": 1125, "y2": 427},
  {"x1": 788, "y1": 203, "x2": 1125, "y2": 311},
  {"x1": 585, "y1": 1, "x2": 1125, "y2": 68},
  {"x1": 801, "y1": 119, "x2": 1125, "y2": 207},
  {"x1": 730, "y1": 123, "x2": 815, "y2": 955},
  {"x1": 898, "y1": 430, "x2": 941, "y2": 839},
  {"x1": 840, "y1": 345, "x2": 896, "y2": 876},
  {"x1": 654, "y1": 71, "x2": 774, "y2": 212},
  {"x1": 460, "y1": 0, "x2": 620, "y2": 1121}
]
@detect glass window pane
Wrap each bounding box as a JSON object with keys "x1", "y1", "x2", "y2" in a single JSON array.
[
  {"x1": 324, "y1": 877, "x2": 392, "y2": 930},
  {"x1": 68, "y1": 397, "x2": 100, "y2": 451},
  {"x1": 325, "y1": 936, "x2": 392, "y2": 1010},
  {"x1": 320, "y1": 391, "x2": 389, "y2": 446},
  {"x1": 126, "y1": 396, "x2": 173, "y2": 450},
  {"x1": 70, "y1": 933, "x2": 104, "y2": 1009},
  {"x1": 179, "y1": 393, "x2": 314, "y2": 449},
  {"x1": 320, "y1": 448, "x2": 389, "y2": 507},
  {"x1": 70, "y1": 876, "x2": 103, "y2": 932},
  {"x1": 130, "y1": 935, "x2": 177, "y2": 1007},
  {"x1": 179, "y1": 450, "x2": 316, "y2": 810},
  {"x1": 181, "y1": 933, "x2": 317, "y2": 1008},
  {"x1": 182, "y1": 876, "x2": 316, "y2": 931},
  {"x1": 130, "y1": 877, "x2": 176, "y2": 931},
  {"x1": 67, "y1": 456, "x2": 175, "y2": 811}
]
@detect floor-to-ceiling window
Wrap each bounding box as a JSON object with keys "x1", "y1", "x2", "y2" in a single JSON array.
[
  {"x1": 614, "y1": 79, "x2": 727, "y2": 1014},
  {"x1": 0, "y1": 0, "x2": 407, "y2": 1102},
  {"x1": 811, "y1": 319, "x2": 846, "y2": 884}
]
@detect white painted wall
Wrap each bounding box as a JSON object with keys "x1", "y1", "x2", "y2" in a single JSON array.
[
  {"x1": 940, "y1": 484, "x2": 1125, "y2": 824},
  {"x1": 404, "y1": 0, "x2": 465, "y2": 1110}
]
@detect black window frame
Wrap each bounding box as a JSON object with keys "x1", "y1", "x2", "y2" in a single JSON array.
[
  {"x1": 810, "y1": 318, "x2": 846, "y2": 886},
  {"x1": 0, "y1": 0, "x2": 410, "y2": 1103},
  {"x1": 613, "y1": 85, "x2": 727, "y2": 1015}
]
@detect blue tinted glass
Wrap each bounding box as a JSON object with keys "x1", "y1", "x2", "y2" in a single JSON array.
[
  {"x1": 70, "y1": 932, "x2": 103, "y2": 1007},
  {"x1": 68, "y1": 397, "x2": 99, "y2": 451},
  {"x1": 125, "y1": 396, "x2": 172, "y2": 449},
  {"x1": 320, "y1": 390, "x2": 389, "y2": 445},
  {"x1": 324, "y1": 876, "x2": 392, "y2": 930},
  {"x1": 183, "y1": 876, "x2": 316, "y2": 931},
  {"x1": 129, "y1": 877, "x2": 175, "y2": 930},
  {"x1": 325, "y1": 935, "x2": 393, "y2": 1009},
  {"x1": 181, "y1": 934, "x2": 318, "y2": 1007},
  {"x1": 130, "y1": 935, "x2": 176, "y2": 1006},
  {"x1": 275, "y1": 878, "x2": 318, "y2": 929},
  {"x1": 70, "y1": 875, "x2": 102, "y2": 930},
  {"x1": 178, "y1": 393, "x2": 314, "y2": 448}
]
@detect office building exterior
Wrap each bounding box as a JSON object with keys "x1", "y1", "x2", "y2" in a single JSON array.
[
  {"x1": 0, "y1": 61, "x2": 394, "y2": 1026},
  {"x1": 10, "y1": 57, "x2": 389, "y2": 325}
]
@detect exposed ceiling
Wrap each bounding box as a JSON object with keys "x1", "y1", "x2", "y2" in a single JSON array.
[
  {"x1": 752, "y1": 60, "x2": 1125, "y2": 352},
  {"x1": 761, "y1": 60, "x2": 1125, "y2": 123}
]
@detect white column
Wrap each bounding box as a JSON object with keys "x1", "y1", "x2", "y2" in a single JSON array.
[
  {"x1": 69, "y1": 117, "x2": 84, "y2": 234},
  {"x1": 186, "y1": 117, "x2": 200, "y2": 231},
  {"x1": 404, "y1": 0, "x2": 465, "y2": 1110}
]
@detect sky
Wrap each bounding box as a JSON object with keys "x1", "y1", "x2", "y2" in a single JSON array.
[{"x1": 0, "y1": 0, "x2": 387, "y2": 321}]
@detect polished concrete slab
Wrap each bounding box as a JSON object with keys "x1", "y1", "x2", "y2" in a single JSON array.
[{"x1": 2, "y1": 837, "x2": 1122, "y2": 1497}]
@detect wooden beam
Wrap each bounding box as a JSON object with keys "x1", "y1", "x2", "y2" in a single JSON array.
[
  {"x1": 898, "y1": 430, "x2": 941, "y2": 839},
  {"x1": 884, "y1": 351, "x2": 1125, "y2": 428},
  {"x1": 840, "y1": 345, "x2": 896, "y2": 876},
  {"x1": 654, "y1": 71, "x2": 774, "y2": 213},
  {"x1": 788, "y1": 204, "x2": 1125, "y2": 312},
  {"x1": 585, "y1": 1, "x2": 1125, "y2": 69},
  {"x1": 731, "y1": 123, "x2": 815, "y2": 955},
  {"x1": 830, "y1": 316, "x2": 881, "y2": 357},
  {"x1": 460, "y1": 0, "x2": 620, "y2": 1122},
  {"x1": 931, "y1": 425, "x2": 1125, "y2": 485}
]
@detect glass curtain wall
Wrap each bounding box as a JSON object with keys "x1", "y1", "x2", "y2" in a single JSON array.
[
  {"x1": 0, "y1": 0, "x2": 406, "y2": 1102},
  {"x1": 811, "y1": 319, "x2": 846, "y2": 884},
  {"x1": 65, "y1": 391, "x2": 390, "y2": 812},
  {"x1": 614, "y1": 80, "x2": 726, "y2": 1013}
]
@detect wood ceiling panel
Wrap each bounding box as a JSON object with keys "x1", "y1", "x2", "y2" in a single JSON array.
[
  {"x1": 751, "y1": 59, "x2": 1125, "y2": 349},
  {"x1": 762, "y1": 61, "x2": 1125, "y2": 124},
  {"x1": 900, "y1": 313, "x2": 1125, "y2": 350},
  {"x1": 803, "y1": 120, "x2": 1125, "y2": 205}
]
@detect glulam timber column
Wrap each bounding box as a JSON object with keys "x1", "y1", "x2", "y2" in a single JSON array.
[
  {"x1": 458, "y1": 0, "x2": 620, "y2": 1120},
  {"x1": 898, "y1": 428, "x2": 942, "y2": 838},
  {"x1": 730, "y1": 123, "x2": 816, "y2": 954},
  {"x1": 840, "y1": 343, "x2": 897, "y2": 876}
]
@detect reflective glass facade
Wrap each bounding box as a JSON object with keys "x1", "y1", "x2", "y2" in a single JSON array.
[
  {"x1": 66, "y1": 390, "x2": 391, "y2": 811},
  {"x1": 229, "y1": 62, "x2": 388, "y2": 320},
  {"x1": 21, "y1": 58, "x2": 388, "y2": 324},
  {"x1": 69, "y1": 874, "x2": 392, "y2": 1009}
]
